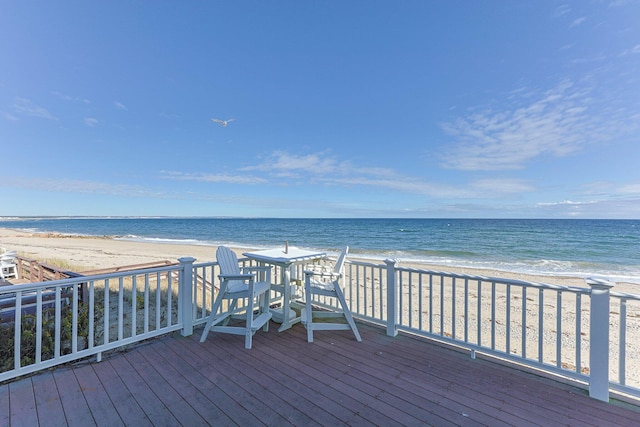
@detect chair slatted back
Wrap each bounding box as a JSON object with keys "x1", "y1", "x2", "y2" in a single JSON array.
[
  {"x1": 332, "y1": 246, "x2": 349, "y2": 276},
  {"x1": 216, "y1": 246, "x2": 241, "y2": 276}
]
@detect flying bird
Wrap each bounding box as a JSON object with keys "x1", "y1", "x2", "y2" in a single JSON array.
[{"x1": 211, "y1": 118, "x2": 235, "y2": 127}]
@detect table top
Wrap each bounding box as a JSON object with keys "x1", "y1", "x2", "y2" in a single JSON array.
[{"x1": 243, "y1": 247, "x2": 327, "y2": 265}]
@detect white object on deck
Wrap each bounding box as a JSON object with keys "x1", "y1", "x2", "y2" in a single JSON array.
[
  {"x1": 200, "y1": 246, "x2": 272, "y2": 349},
  {"x1": 0, "y1": 252, "x2": 18, "y2": 280},
  {"x1": 243, "y1": 247, "x2": 327, "y2": 332},
  {"x1": 303, "y1": 246, "x2": 362, "y2": 343}
]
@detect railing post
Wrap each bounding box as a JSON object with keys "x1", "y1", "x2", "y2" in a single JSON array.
[
  {"x1": 385, "y1": 259, "x2": 398, "y2": 337},
  {"x1": 179, "y1": 257, "x2": 196, "y2": 337},
  {"x1": 587, "y1": 278, "x2": 614, "y2": 402}
]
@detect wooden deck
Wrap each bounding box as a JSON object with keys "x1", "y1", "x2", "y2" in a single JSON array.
[{"x1": 1, "y1": 321, "x2": 639, "y2": 427}]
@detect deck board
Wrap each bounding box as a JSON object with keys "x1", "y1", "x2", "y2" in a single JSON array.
[
  {"x1": 32, "y1": 372, "x2": 67, "y2": 426},
  {"x1": 2, "y1": 321, "x2": 640, "y2": 426},
  {"x1": 52, "y1": 367, "x2": 100, "y2": 427}
]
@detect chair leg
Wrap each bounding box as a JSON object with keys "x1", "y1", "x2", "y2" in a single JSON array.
[
  {"x1": 260, "y1": 293, "x2": 270, "y2": 332},
  {"x1": 200, "y1": 294, "x2": 226, "y2": 342},
  {"x1": 335, "y1": 286, "x2": 362, "y2": 342},
  {"x1": 305, "y1": 283, "x2": 314, "y2": 343},
  {"x1": 244, "y1": 293, "x2": 256, "y2": 349}
]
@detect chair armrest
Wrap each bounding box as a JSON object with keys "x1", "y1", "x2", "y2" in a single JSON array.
[
  {"x1": 241, "y1": 266, "x2": 272, "y2": 273},
  {"x1": 218, "y1": 273, "x2": 255, "y2": 281},
  {"x1": 303, "y1": 270, "x2": 340, "y2": 279}
]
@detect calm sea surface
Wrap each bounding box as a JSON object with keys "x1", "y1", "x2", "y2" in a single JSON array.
[{"x1": 1, "y1": 217, "x2": 639, "y2": 283}]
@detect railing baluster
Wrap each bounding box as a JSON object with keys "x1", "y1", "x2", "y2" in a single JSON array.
[
  {"x1": 89, "y1": 281, "x2": 95, "y2": 349},
  {"x1": 118, "y1": 277, "x2": 124, "y2": 341},
  {"x1": 131, "y1": 275, "x2": 137, "y2": 338},
  {"x1": 72, "y1": 283, "x2": 78, "y2": 353},
  {"x1": 408, "y1": 272, "x2": 414, "y2": 328},
  {"x1": 144, "y1": 274, "x2": 150, "y2": 333},
  {"x1": 477, "y1": 280, "x2": 482, "y2": 346},
  {"x1": 167, "y1": 269, "x2": 173, "y2": 326},
  {"x1": 620, "y1": 298, "x2": 627, "y2": 385},
  {"x1": 55, "y1": 286, "x2": 62, "y2": 357},
  {"x1": 418, "y1": 274, "x2": 423, "y2": 332},
  {"x1": 538, "y1": 288, "x2": 544, "y2": 363},
  {"x1": 104, "y1": 279, "x2": 110, "y2": 345},
  {"x1": 506, "y1": 284, "x2": 511, "y2": 354},
  {"x1": 556, "y1": 292, "x2": 562, "y2": 369},
  {"x1": 575, "y1": 293, "x2": 582, "y2": 375},
  {"x1": 155, "y1": 272, "x2": 161, "y2": 329},
  {"x1": 452, "y1": 277, "x2": 456, "y2": 340},
  {"x1": 522, "y1": 287, "x2": 527, "y2": 359},
  {"x1": 428, "y1": 274, "x2": 433, "y2": 334},
  {"x1": 36, "y1": 290, "x2": 43, "y2": 363},
  {"x1": 14, "y1": 290, "x2": 22, "y2": 370},
  {"x1": 464, "y1": 278, "x2": 469, "y2": 343},
  {"x1": 491, "y1": 281, "x2": 496, "y2": 350}
]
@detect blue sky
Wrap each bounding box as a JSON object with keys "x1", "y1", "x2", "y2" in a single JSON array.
[{"x1": 1, "y1": 1, "x2": 639, "y2": 218}]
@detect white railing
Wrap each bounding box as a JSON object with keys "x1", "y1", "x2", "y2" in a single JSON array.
[
  {"x1": 2, "y1": 255, "x2": 638, "y2": 404},
  {"x1": 0, "y1": 258, "x2": 195, "y2": 383},
  {"x1": 342, "y1": 259, "x2": 640, "y2": 402}
]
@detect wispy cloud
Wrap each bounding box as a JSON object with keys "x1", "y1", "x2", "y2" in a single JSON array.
[
  {"x1": 51, "y1": 91, "x2": 90, "y2": 104},
  {"x1": 536, "y1": 199, "x2": 597, "y2": 207},
  {"x1": 7, "y1": 177, "x2": 151, "y2": 198},
  {"x1": 0, "y1": 111, "x2": 19, "y2": 121},
  {"x1": 114, "y1": 101, "x2": 128, "y2": 110},
  {"x1": 84, "y1": 117, "x2": 99, "y2": 127},
  {"x1": 11, "y1": 98, "x2": 57, "y2": 120},
  {"x1": 617, "y1": 183, "x2": 640, "y2": 195},
  {"x1": 620, "y1": 44, "x2": 640, "y2": 56},
  {"x1": 243, "y1": 151, "x2": 345, "y2": 177},
  {"x1": 160, "y1": 171, "x2": 267, "y2": 185},
  {"x1": 469, "y1": 179, "x2": 534, "y2": 194},
  {"x1": 569, "y1": 17, "x2": 586, "y2": 28},
  {"x1": 552, "y1": 4, "x2": 571, "y2": 18},
  {"x1": 239, "y1": 151, "x2": 533, "y2": 199},
  {"x1": 439, "y1": 80, "x2": 633, "y2": 171}
]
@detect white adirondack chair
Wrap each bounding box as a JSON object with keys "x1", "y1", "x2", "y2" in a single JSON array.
[
  {"x1": 302, "y1": 246, "x2": 362, "y2": 343},
  {"x1": 0, "y1": 252, "x2": 18, "y2": 280},
  {"x1": 200, "y1": 246, "x2": 273, "y2": 349}
]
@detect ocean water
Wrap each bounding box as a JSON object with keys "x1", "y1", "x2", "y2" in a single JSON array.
[{"x1": 0, "y1": 217, "x2": 639, "y2": 283}]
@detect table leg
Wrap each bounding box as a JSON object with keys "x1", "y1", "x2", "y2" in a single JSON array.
[{"x1": 277, "y1": 265, "x2": 291, "y2": 331}]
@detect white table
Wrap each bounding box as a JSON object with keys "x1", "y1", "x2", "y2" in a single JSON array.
[{"x1": 243, "y1": 247, "x2": 326, "y2": 331}]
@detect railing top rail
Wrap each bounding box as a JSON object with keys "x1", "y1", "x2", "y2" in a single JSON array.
[
  {"x1": 611, "y1": 290, "x2": 640, "y2": 301},
  {"x1": 345, "y1": 259, "x2": 385, "y2": 269},
  {"x1": 0, "y1": 264, "x2": 183, "y2": 295},
  {"x1": 389, "y1": 264, "x2": 591, "y2": 294}
]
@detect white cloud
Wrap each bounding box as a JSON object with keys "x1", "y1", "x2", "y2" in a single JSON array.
[
  {"x1": 1, "y1": 111, "x2": 19, "y2": 121},
  {"x1": 536, "y1": 200, "x2": 597, "y2": 207},
  {"x1": 238, "y1": 151, "x2": 535, "y2": 200},
  {"x1": 84, "y1": 117, "x2": 99, "y2": 127},
  {"x1": 114, "y1": 101, "x2": 128, "y2": 110},
  {"x1": 160, "y1": 171, "x2": 267, "y2": 185},
  {"x1": 439, "y1": 80, "x2": 632, "y2": 171},
  {"x1": 620, "y1": 44, "x2": 640, "y2": 56},
  {"x1": 51, "y1": 91, "x2": 90, "y2": 104},
  {"x1": 12, "y1": 98, "x2": 57, "y2": 120},
  {"x1": 244, "y1": 151, "x2": 343, "y2": 175},
  {"x1": 470, "y1": 179, "x2": 533, "y2": 194},
  {"x1": 617, "y1": 183, "x2": 640, "y2": 195},
  {"x1": 552, "y1": 5, "x2": 571, "y2": 18},
  {"x1": 570, "y1": 17, "x2": 586, "y2": 28}
]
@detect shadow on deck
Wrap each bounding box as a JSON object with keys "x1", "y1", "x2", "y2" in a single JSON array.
[{"x1": 1, "y1": 321, "x2": 639, "y2": 426}]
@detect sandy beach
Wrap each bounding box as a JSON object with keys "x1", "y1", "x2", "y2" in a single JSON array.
[{"x1": 1, "y1": 227, "x2": 637, "y2": 292}]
